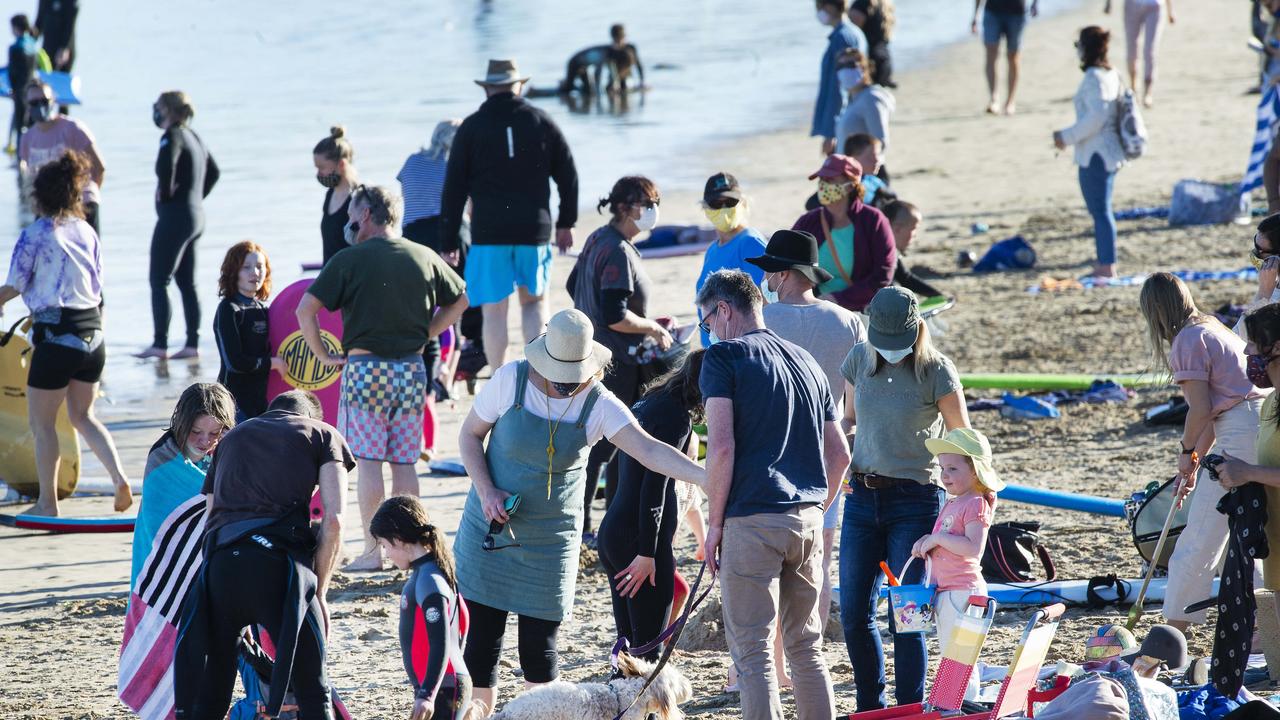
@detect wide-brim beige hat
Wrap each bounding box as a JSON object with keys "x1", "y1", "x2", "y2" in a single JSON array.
[
  {"x1": 925, "y1": 427, "x2": 1004, "y2": 492},
  {"x1": 525, "y1": 309, "x2": 612, "y2": 383},
  {"x1": 475, "y1": 58, "x2": 531, "y2": 87}
]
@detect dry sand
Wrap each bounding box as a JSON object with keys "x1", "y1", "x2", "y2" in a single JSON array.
[{"x1": 1, "y1": 0, "x2": 1275, "y2": 717}]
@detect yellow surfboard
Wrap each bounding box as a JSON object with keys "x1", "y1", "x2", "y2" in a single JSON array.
[{"x1": 0, "y1": 322, "x2": 80, "y2": 499}]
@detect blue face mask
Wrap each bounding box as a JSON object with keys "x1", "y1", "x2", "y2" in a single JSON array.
[
  {"x1": 708, "y1": 331, "x2": 721, "y2": 345},
  {"x1": 759, "y1": 275, "x2": 779, "y2": 305}
]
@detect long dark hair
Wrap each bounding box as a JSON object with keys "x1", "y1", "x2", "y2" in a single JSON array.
[
  {"x1": 370, "y1": 496, "x2": 458, "y2": 591},
  {"x1": 1078, "y1": 26, "x2": 1110, "y2": 70},
  {"x1": 1247, "y1": 304, "x2": 1280, "y2": 430},
  {"x1": 597, "y1": 175, "x2": 659, "y2": 224},
  {"x1": 641, "y1": 349, "x2": 706, "y2": 424}
]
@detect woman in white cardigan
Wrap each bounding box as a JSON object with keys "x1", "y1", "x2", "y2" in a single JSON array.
[{"x1": 1053, "y1": 26, "x2": 1124, "y2": 280}]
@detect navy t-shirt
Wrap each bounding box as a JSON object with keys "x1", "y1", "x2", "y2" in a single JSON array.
[{"x1": 699, "y1": 329, "x2": 837, "y2": 519}]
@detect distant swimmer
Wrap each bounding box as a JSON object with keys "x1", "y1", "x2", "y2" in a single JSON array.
[{"x1": 559, "y1": 24, "x2": 645, "y2": 95}]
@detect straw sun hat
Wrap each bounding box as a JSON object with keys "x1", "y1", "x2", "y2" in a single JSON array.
[
  {"x1": 924, "y1": 427, "x2": 1004, "y2": 492},
  {"x1": 525, "y1": 309, "x2": 612, "y2": 384}
]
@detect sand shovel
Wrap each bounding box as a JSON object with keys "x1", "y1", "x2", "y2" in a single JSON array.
[{"x1": 1127, "y1": 463, "x2": 1190, "y2": 631}]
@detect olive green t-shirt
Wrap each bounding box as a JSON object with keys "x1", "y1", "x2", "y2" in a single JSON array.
[{"x1": 307, "y1": 236, "x2": 465, "y2": 358}]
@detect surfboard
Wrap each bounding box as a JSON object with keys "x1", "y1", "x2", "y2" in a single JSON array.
[
  {"x1": 0, "y1": 320, "x2": 80, "y2": 499},
  {"x1": 863, "y1": 577, "x2": 1215, "y2": 607},
  {"x1": 959, "y1": 372, "x2": 1165, "y2": 391},
  {"x1": 0, "y1": 69, "x2": 82, "y2": 105},
  {"x1": 267, "y1": 279, "x2": 345, "y2": 424},
  {"x1": 0, "y1": 513, "x2": 133, "y2": 533}
]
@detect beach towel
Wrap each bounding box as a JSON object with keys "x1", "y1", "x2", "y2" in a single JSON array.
[
  {"x1": 1242, "y1": 84, "x2": 1280, "y2": 198},
  {"x1": 130, "y1": 435, "x2": 208, "y2": 586},
  {"x1": 1027, "y1": 268, "x2": 1258, "y2": 294},
  {"x1": 119, "y1": 495, "x2": 207, "y2": 720}
]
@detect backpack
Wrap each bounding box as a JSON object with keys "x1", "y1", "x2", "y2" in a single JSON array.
[
  {"x1": 981, "y1": 521, "x2": 1057, "y2": 583},
  {"x1": 1116, "y1": 86, "x2": 1148, "y2": 161}
]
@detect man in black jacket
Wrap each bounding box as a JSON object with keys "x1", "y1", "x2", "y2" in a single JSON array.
[{"x1": 441, "y1": 58, "x2": 579, "y2": 370}]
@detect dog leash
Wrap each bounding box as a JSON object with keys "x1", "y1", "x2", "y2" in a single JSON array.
[{"x1": 608, "y1": 562, "x2": 716, "y2": 720}]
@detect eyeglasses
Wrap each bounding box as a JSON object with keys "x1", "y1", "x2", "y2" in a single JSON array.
[
  {"x1": 1254, "y1": 234, "x2": 1278, "y2": 259},
  {"x1": 706, "y1": 197, "x2": 739, "y2": 210},
  {"x1": 29, "y1": 99, "x2": 50, "y2": 107},
  {"x1": 639, "y1": 199, "x2": 660, "y2": 209}
]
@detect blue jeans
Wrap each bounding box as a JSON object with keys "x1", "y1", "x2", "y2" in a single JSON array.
[
  {"x1": 839, "y1": 480, "x2": 945, "y2": 711},
  {"x1": 1078, "y1": 153, "x2": 1117, "y2": 266}
]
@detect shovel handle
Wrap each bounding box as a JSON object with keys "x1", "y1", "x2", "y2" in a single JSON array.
[{"x1": 880, "y1": 561, "x2": 900, "y2": 587}]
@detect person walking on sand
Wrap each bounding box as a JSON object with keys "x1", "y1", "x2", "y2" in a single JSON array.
[
  {"x1": 971, "y1": 0, "x2": 1039, "y2": 115},
  {"x1": 0, "y1": 151, "x2": 132, "y2": 517},
  {"x1": 137, "y1": 91, "x2": 219, "y2": 360},
  {"x1": 1104, "y1": 0, "x2": 1175, "y2": 108},
  {"x1": 698, "y1": 269, "x2": 850, "y2": 720},
  {"x1": 298, "y1": 184, "x2": 469, "y2": 571},
  {"x1": 748, "y1": 230, "x2": 865, "y2": 632},
  {"x1": 452, "y1": 308, "x2": 705, "y2": 718},
  {"x1": 173, "y1": 391, "x2": 353, "y2": 720},
  {"x1": 1053, "y1": 26, "x2": 1124, "y2": 280},
  {"x1": 1138, "y1": 273, "x2": 1267, "y2": 633},
  {"x1": 441, "y1": 58, "x2": 579, "y2": 371},
  {"x1": 813, "y1": 0, "x2": 869, "y2": 156}
]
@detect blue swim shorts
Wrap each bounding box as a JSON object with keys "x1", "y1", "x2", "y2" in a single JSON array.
[{"x1": 464, "y1": 243, "x2": 554, "y2": 305}]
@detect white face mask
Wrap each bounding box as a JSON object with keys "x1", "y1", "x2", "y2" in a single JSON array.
[
  {"x1": 837, "y1": 68, "x2": 864, "y2": 90},
  {"x1": 817, "y1": 9, "x2": 833, "y2": 25},
  {"x1": 759, "y1": 274, "x2": 779, "y2": 305},
  {"x1": 875, "y1": 345, "x2": 912, "y2": 364},
  {"x1": 708, "y1": 330, "x2": 721, "y2": 345},
  {"x1": 636, "y1": 205, "x2": 659, "y2": 232}
]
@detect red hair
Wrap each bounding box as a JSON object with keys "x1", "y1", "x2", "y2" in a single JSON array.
[{"x1": 217, "y1": 240, "x2": 272, "y2": 300}]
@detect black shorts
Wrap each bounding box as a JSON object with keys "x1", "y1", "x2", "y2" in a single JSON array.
[{"x1": 28, "y1": 333, "x2": 106, "y2": 390}]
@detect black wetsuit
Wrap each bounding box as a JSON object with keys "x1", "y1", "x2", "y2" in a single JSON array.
[
  {"x1": 150, "y1": 125, "x2": 218, "y2": 350},
  {"x1": 7, "y1": 37, "x2": 36, "y2": 147},
  {"x1": 320, "y1": 188, "x2": 350, "y2": 266},
  {"x1": 893, "y1": 259, "x2": 944, "y2": 298},
  {"x1": 213, "y1": 294, "x2": 271, "y2": 420},
  {"x1": 596, "y1": 387, "x2": 690, "y2": 661},
  {"x1": 35, "y1": 0, "x2": 77, "y2": 71},
  {"x1": 399, "y1": 558, "x2": 471, "y2": 720}
]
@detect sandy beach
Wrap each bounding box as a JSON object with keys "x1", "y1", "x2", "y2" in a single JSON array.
[{"x1": 1, "y1": 0, "x2": 1275, "y2": 717}]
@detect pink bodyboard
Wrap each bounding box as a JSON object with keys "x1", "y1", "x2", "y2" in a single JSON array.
[{"x1": 267, "y1": 279, "x2": 345, "y2": 424}]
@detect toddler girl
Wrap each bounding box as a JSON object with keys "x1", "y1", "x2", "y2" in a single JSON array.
[
  {"x1": 912, "y1": 427, "x2": 1001, "y2": 699},
  {"x1": 213, "y1": 240, "x2": 285, "y2": 419},
  {"x1": 370, "y1": 495, "x2": 471, "y2": 720}
]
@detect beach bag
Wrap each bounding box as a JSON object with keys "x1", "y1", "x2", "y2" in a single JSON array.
[
  {"x1": 1168, "y1": 180, "x2": 1249, "y2": 226},
  {"x1": 1115, "y1": 86, "x2": 1148, "y2": 161},
  {"x1": 972, "y1": 236, "x2": 1036, "y2": 273},
  {"x1": 981, "y1": 521, "x2": 1057, "y2": 583},
  {"x1": 1128, "y1": 476, "x2": 1190, "y2": 571},
  {"x1": 888, "y1": 557, "x2": 936, "y2": 634}
]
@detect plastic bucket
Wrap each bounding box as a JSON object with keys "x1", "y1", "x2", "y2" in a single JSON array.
[{"x1": 887, "y1": 557, "x2": 935, "y2": 634}]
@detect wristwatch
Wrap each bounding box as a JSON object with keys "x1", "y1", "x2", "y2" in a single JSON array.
[{"x1": 1180, "y1": 442, "x2": 1194, "y2": 455}]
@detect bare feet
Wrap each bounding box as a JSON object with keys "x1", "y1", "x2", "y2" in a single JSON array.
[
  {"x1": 1142, "y1": 94, "x2": 1154, "y2": 108},
  {"x1": 984, "y1": 100, "x2": 999, "y2": 115},
  {"x1": 169, "y1": 346, "x2": 199, "y2": 360},
  {"x1": 1090, "y1": 263, "x2": 1118, "y2": 280},
  {"x1": 114, "y1": 480, "x2": 134, "y2": 512},
  {"x1": 18, "y1": 502, "x2": 58, "y2": 517},
  {"x1": 1003, "y1": 102, "x2": 1017, "y2": 116},
  {"x1": 133, "y1": 346, "x2": 167, "y2": 360},
  {"x1": 343, "y1": 548, "x2": 384, "y2": 572}
]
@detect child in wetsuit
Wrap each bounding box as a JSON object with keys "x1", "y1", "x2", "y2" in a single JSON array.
[
  {"x1": 371, "y1": 496, "x2": 471, "y2": 720},
  {"x1": 213, "y1": 241, "x2": 284, "y2": 420}
]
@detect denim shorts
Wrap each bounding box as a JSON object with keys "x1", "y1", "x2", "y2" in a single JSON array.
[{"x1": 983, "y1": 9, "x2": 1027, "y2": 52}]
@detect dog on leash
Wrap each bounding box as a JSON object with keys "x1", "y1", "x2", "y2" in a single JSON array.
[{"x1": 486, "y1": 653, "x2": 693, "y2": 720}]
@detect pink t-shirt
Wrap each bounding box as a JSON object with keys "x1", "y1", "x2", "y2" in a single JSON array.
[
  {"x1": 1170, "y1": 321, "x2": 1269, "y2": 418},
  {"x1": 929, "y1": 494, "x2": 993, "y2": 591},
  {"x1": 19, "y1": 117, "x2": 101, "y2": 204}
]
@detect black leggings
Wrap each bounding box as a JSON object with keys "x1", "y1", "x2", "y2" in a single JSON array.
[
  {"x1": 597, "y1": 536, "x2": 676, "y2": 662},
  {"x1": 433, "y1": 677, "x2": 473, "y2": 720},
  {"x1": 175, "y1": 540, "x2": 330, "y2": 720},
  {"x1": 462, "y1": 599, "x2": 560, "y2": 687},
  {"x1": 149, "y1": 206, "x2": 204, "y2": 349},
  {"x1": 583, "y1": 361, "x2": 644, "y2": 533}
]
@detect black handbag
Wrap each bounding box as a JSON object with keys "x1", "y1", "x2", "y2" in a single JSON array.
[{"x1": 981, "y1": 520, "x2": 1057, "y2": 583}]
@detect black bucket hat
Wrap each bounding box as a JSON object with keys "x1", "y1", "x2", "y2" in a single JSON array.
[{"x1": 745, "y1": 229, "x2": 834, "y2": 287}]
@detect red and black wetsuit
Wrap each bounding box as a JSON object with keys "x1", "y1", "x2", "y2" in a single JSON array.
[{"x1": 400, "y1": 557, "x2": 470, "y2": 719}]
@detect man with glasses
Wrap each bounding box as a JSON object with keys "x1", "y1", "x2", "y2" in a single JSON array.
[
  {"x1": 695, "y1": 172, "x2": 768, "y2": 346},
  {"x1": 298, "y1": 184, "x2": 469, "y2": 571},
  {"x1": 18, "y1": 79, "x2": 106, "y2": 236}
]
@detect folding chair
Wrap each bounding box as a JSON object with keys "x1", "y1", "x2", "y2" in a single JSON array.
[{"x1": 843, "y1": 603, "x2": 1065, "y2": 720}]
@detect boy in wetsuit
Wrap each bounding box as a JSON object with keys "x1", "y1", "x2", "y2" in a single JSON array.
[
  {"x1": 371, "y1": 496, "x2": 471, "y2": 720},
  {"x1": 560, "y1": 24, "x2": 644, "y2": 95}
]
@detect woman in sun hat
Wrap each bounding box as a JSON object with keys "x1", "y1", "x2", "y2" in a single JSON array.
[
  {"x1": 838, "y1": 285, "x2": 969, "y2": 711},
  {"x1": 452, "y1": 308, "x2": 705, "y2": 717},
  {"x1": 791, "y1": 153, "x2": 896, "y2": 313}
]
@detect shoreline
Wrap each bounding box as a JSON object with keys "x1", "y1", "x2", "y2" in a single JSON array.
[{"x1": 2, "y1": 0, "x2": 1276, "y2": 717}]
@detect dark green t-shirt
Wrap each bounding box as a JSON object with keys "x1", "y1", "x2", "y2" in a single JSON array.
[{"x1": 307, "y1": 236, "x2": 465, "y2": 358}]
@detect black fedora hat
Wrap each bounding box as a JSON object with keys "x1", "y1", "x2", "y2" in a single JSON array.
[{"x1": 745, "y1": 229, "x2": 834, "y2": 287}]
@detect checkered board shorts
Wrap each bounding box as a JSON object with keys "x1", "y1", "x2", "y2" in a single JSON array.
[{"x1": 338, "y1": 355, "x2": 428, "y2": 464}]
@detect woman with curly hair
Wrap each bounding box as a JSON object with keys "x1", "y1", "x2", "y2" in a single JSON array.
[{"x1": 213, "y1": 240, "x2": 285, "y2": 420}]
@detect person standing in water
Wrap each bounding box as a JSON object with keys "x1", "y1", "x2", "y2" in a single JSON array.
[
  {"x1": 6, "y1": 14, "x2": 39, "y2": 154},
  {"x1": 137, "y1": 91, "x2": 219, "y2": 360},
  {"x1": 314, "y1": 126, "x2": 357, "y2": 267}
]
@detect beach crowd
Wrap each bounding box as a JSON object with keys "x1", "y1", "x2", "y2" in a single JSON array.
[{"x1": 11, "y1": 0, "x2": 1280, "y2": 719}]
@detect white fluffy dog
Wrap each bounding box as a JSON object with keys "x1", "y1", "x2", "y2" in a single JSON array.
[{"x1": 486, "y1": 653, "x2": 694, "y2": 720}]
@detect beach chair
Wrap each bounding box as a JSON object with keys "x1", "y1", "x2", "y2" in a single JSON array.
[{"x1": 843, "y1": 603, "x2": 1065, "y2": 720}]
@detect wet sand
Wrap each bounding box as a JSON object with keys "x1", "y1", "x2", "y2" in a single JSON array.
[{"x1": 0, "y1": 0, "x2": 1273, "y2": 717}]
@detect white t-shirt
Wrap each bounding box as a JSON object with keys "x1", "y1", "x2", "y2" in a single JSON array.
[{"x1": 472, "y1": 362, "x2": 636, "y2": 445}]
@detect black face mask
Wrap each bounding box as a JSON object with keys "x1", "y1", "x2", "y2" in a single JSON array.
[
  {"x1": 316, "y1": 172, "x2": 341, "y2": 188},
  {"x1": 152, "y1": 107, "x2": 165, "y2": 128},
  {"x1": 550, "y1": 380, "x2": 582, "y2": 396}
]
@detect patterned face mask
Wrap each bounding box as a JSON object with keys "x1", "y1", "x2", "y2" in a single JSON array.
[{"x1": 817, "y1": 180, "x2": 852, "y2": 206}]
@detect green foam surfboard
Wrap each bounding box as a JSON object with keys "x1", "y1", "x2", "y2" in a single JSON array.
[{"x1": 959, "y1": 373, "x2": 1166, "y2": 391}]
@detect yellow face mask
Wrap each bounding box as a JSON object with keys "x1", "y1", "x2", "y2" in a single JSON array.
[
  {"x1": 704, "y1": 205, "x2": 745, "y2": 233},
  {"x1": 1251, "y1": 251, "x2": 1266, "y2": 270},
  {"x1": 817, "y1": 180, "x2": 852, "y2": 206}
]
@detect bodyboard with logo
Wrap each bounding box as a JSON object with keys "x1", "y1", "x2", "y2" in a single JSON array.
[
  {"x1": 0, "y1": 325, "x2": 80, "y2": 498},
  {"x1": 267, "y1": 279, "x2": 344, "y2": 423}
]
